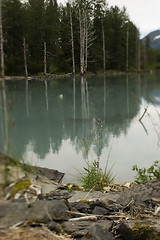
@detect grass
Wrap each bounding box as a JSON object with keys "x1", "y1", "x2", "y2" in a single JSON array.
[{"x1": 80, "y1": 160, "x2": 115, "y2": 191}]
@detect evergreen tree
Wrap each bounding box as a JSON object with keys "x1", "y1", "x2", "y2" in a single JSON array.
[{"x1": 3, "y1": 0, "x2": 24, "y2": 75}]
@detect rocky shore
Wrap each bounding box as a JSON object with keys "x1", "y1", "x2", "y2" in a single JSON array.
[{"x1": 0, "y1": 153, "x2": 160, "y2": 240}]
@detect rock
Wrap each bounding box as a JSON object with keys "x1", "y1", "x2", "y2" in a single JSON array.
[
  {"x1": 70, "y1": 201, "x2": 90, "y2": 213},
  {"x1": 113, "y1": 221, "x2": 134, "y2": 240},
  {"x1": 68, "y1": 190, "x2": 119, "y2": 203},
  {"x1": 0, "y1": 199, "x2": 70, "y2": 228},
  {"x1": 45, "y1": 190, "x2": 74, "y2": 200},
  {"x1": 35, "y1": 167, "x2": 64, "y2": 183},
  {"x1": 47, "y1": 221, "x2": 63, "y2": 234},
  {"x1": 117, "y1": 179, "x2": 160, "y2": 206},
  {"x1": 83, "y1": 224, "x2": 113, "y2": 240},
  {"x1": 92, "y1": 206, "x2": 109, "y2": 215},
  {"x1": 62, "y1": 220, "x2": 113, "y2": 238},
  {"x1": 62, "y1": 220, "x2": 93, "y2": 237}
]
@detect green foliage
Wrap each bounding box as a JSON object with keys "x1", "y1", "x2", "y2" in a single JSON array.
[
  {"x1": 132, "y1": 161, "x2": 160, "y2": 184},
  {"x1": 80, "y1": 160, "x2": 115, "y2": 190},
  {"x1": 2, "y1": 0, "x2": 141, "y2": 75}
]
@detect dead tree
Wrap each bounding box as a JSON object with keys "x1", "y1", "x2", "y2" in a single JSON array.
[
  {"x1": 69, "y1": 2, "x2": 76, "y2": 75},
  {"x1": 23, "y1": 37, "x2": 28, "y2": 77},
  {"x1": 102, "y1": 23, "x2": 106, "y2": 74},
  {"x1": 44, "y1": 41, "x2": 47, "y2": 76},
  {"x1": 0, "y1": 0, "x2": 5, "y2": 78}
]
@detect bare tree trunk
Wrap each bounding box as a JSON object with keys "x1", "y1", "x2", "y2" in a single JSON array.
[
  {"x1": 69, "y1": 3, "x2": 75, "y2": 75},
  {"x1": 23, "y1": 37, "x2": 28, "y2": 77},
  {"x1": 44, "y1": 41, "x2": 47, "y2": 76},
  {"x1": 85, "y1": 18, "x2": 88, "y2": 74},
  {"x1": 79, "y1": 9, "x2": 85, "y2": 75},
  {"x1": 102, "y1": 24, "x2": 106, "y2": 74},
  {"x1": 137, "y1": 38, "x2": 141, "y2": 72},
  {"x1": 0, "y1": 0, "x2": 5, "y2": 78},
  {"x1": 126, "y1": 25, "x2": 129, "y2": 72}
]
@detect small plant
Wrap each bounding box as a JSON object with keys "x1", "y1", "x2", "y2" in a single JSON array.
[
  {"x1": 80, "y1": 160, "x2": 115, "y2": 191},
  {"x1": 132, "y1": 161, "x2": 160, "y2": 184}
]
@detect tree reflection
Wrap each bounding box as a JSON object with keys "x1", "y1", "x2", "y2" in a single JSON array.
[{"x1": 2, "y1": 74, "x2": 158, "y2": 165}]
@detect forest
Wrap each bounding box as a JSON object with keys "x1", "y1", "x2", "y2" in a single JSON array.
[{"x1": 0, "y1": 0, "x2": 160, "y2": 76}]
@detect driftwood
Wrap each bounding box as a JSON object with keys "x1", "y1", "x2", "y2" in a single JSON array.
[
  {"x1": 67, "y1": 210, "x2": 126, "y2": 221},
  {"x1": 139, "y1": 107, "x2": 148, "y2": 121}
]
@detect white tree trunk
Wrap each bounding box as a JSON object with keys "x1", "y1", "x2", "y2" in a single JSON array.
[
  {"x1": 23, "y1": 37, "x2": 28, "y2": 77},
  {"x1": 0, "y1": 0, "x2": 5, "y2": 78},
  {"x1": 69, "y1": 3, "x2": 75, "y2": 75},
  {"x1": 44, "y1": 41, "x2": 47, "y2": 75},
  {"x1": 102, "y1": 24, "x2": 106, "y2": 74},
  {"x1": 79, "y1": 9, "x2": 85, "y2": 75}
]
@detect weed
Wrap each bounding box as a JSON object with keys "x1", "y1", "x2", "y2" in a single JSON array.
[
  {"x1": 132, "y1": 161, "x2": 160, "y2": 184},
  {"x1": 80, "y1": 160, "x2": 115, "y2": 191}
]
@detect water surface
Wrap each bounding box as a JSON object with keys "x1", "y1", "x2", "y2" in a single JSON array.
[{"x1": 0, "y1": 74, "x2": 160, "y2": 183}]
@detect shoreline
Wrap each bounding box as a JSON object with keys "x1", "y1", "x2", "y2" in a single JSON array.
[{"x1": 0, "y1": 153, "x2": 160, "y2": 239}]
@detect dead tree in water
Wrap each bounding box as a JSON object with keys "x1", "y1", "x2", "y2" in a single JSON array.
[{"x1": 0, "y1": 0, "x2": 5, "y2": 78}]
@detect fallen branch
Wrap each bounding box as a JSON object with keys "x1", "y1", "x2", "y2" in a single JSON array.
[
  {"x1": 67, "y1": 210, "x2": 126, "y2": 220},
  {"x1": 69, "y1": 216, "x2": 97, "y2": 221},
  {"x1": 139, "y1": 107, "x2": 148, "y2": 122}
]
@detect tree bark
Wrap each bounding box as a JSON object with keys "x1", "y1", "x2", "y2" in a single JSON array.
[
  {"x1": 23, "y1": 37, "x2": 28, "y2": 77},
  {"x1": 0, "y1": 0, "x2": 5, "y2": 78},
  {"x1": 44, "y1": 41, "x2": 47, "y2": 75},
  {"x1": 79, "y1": 9, "x2": 85, "y2": 75},
  {"x1": 69, "y1": 3, "x2": 75, "y2": 75},
  {"x1": 102, "y1": 23, "x2": 106, "y2": 74}
]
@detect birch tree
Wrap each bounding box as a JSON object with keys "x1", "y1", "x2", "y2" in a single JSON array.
[
  {"x1": 0, "y1": 0, "x2": 4, "y2": 78},
  {"x1": 69, "y1": 1, "x2": 76, "y2": 75}
]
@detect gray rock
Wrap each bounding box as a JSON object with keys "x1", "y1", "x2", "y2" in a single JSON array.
[
  {"x1": 62, "y1": 220, "x2": 94, "y2": 236},
  {"x1": 62, "y1": 220, "x2": 113, "y2": 238},
  {"x1": 0, "y1": 199, "x2": 70, "y2": 228},
  {"x1": 113, "y1": 222, "x2": 134, "y2": 240},
  {"x1": 117, "y1": 179, "x2": 160, "y2": 206},
  {"x1": 83, "y1": 224, "x2": 113, "y2": 240},
  {"x1": 45, "y1": 190, "x2": 74, "y2": 200},
  {"x1": 70, "y1": 201, "x2": 90, "y2": 213},
  {"x1": 68, "y1": 191, "x2": 119, "y2": 203},
  {"x1": 36, "y1": 167, "x2": 64, "y2": 183},
  {"x1": 92, "y1": 206, "x2": 109, "y2": 215},
  {"x1": 47, "y1": 221, "x2": 63, "y2": 233}
]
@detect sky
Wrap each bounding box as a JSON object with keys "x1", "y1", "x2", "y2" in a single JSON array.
[{"x1": 57, "y1": 0, "x2": 160, "y2": 38}]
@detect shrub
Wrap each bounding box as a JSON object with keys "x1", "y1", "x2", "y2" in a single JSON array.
[{"x1": 132, "y1": 161, "x2": 160, "y2": 184}]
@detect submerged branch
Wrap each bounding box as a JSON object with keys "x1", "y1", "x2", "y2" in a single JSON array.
[{"x1": 139, "y1": 107, "x2": 148, "y2": 122}]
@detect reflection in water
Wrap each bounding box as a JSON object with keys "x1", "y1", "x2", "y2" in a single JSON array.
[
  {"x1": 103, "y1": 74, "x2": 106, "y2": 120},
  {"x1": 126, "y1": 74, "x2": 129, "y2": 118},
  {"x1": 0, "y1": 74, "x2": 160, "y2": 182},
  {"x1": 44, "y1": 80, "x2": 49, "y2": 112},
  {"x1": 26, "y1": 78, "x2": 29, "y2": 117},
  {"x1": 1, "y1": 80, "x2": 8, "y2": 153}
]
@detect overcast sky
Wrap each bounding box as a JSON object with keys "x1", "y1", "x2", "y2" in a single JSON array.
[{"x1": 57, "y1": 0, "x2": 160, "y2": 38}]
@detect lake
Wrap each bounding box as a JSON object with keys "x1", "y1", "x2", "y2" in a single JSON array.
[{"x1": 0, "y1": 73, "x2": 160, "y2": 184}]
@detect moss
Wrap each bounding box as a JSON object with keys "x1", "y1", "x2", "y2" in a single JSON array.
[
  {"x1": 79, "y1": 199, "x2": 94, "y2": 204},
  {"x1": 26, "y1": 217, "x2": 41, "y2": 224},
  {"x1": 132, "y1": 222, "x2": 155, "y2": 240},
  {"x1": 84, "y1": 232, "x2": 93, "y2": 239},
  {"x1": 9, "y1": 178, "x2": 32, "y2": 198},
  {"x1": 65, "y1": 183, "x2": 83, "y2": 191}
]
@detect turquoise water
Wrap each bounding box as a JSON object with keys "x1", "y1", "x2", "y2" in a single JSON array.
[{"x1": 0, "y1": 74, "x2": 160, "y2": 183}]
